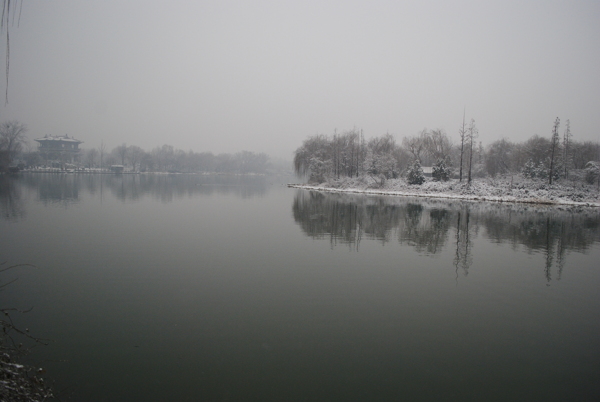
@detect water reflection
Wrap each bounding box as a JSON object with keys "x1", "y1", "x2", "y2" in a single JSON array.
[
  {"x1": 17, "y1": 172, "x2": 270, "y2": 204},
  {"x1": 0, "y1": 175, "x2": 25, "y2": 221},
  {"x1": 20, "y1": 172, "x2": 81, "y2": 207},
  {"x1": 453, "y1": 208, "x2": 473, "y2": 277},
  {"x1": 293, "y1": 190, "x2": 600, "y2": 281}
]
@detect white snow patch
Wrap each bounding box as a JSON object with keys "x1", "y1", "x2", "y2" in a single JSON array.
[{"x1": 288, "y1": 176, "x2": 600, "y2": 208}]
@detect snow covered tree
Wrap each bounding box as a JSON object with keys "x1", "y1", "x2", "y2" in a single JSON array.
[
  {"x1": 562, "y1": 119, "x2": 572, "y2": 179},
  {"x1": 84, "y1": 148, "x2": 98, "y2": 168},
  {"x1": 0, "y1": 120, "x2": 27, "y2": 171},
  {"x1": 127, "y1": 145, "x2": 145, "y2": 172},
  {"x1": 485, "y1": 138, "x2": 514, "y2": 177},
  {"x1": 402, "y1": 130, "x2": 427, "y2": 164},
  {"x1": 548, "y1": 117, "x2": 560, "y2": 185},
  {"x1": 466, "y1": 119, "x2": 478, "y2": 184},
  {"x1": 406, "y1": 159, "x2": 425, "y2": 185},
  {"x1": 113, "y1": 143, "x2": 128, "y2": 166},
  {"x1": 365, "y1": 134, "x2": 399, "y2": 179},
  {"x1": 423, "y1": 128, "x2": 453, "y2": 164},
  {"x1": 458, "y1": 109, "x2": 467, "y2": 182},
  {"x1": 522, "y1": 159, "x2": 537, "y2": 179},
  {"x1": 293, "y1": 135, "x2": 331, "y2": 182},
  {"x1": 432, "y1": 157, "x2": 452, "y2": 181},
  {"x1": 584, "y1": 161, "x2": 600, "y2": 185}
]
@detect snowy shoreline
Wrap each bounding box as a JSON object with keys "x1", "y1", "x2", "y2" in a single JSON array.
[{"x1": 288, "y1": 176, "x2": 600, "y2": 208}]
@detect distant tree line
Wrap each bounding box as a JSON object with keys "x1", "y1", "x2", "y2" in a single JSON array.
[
  {"x1": 294, "y1": 119, "x2": 600, "y2": 185},
  {"x1": 20, "y1": 139, "x2": 280, "y2": 174}
]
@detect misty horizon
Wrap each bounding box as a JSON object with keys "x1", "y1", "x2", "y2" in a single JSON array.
[{"x1": 1, "y1": 1, "x2": 599, "y2": 159}]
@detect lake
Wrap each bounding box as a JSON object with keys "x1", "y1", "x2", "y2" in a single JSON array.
[{"x1": 1, "y1": 173, "x2": 599, "y2": 401}]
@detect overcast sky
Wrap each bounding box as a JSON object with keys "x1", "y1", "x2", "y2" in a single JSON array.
[{"x1": 1, "y1": 0, "x2": 599, "y2": 158}]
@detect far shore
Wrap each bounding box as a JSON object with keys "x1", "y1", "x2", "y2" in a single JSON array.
[{"x1": 288, "y1": 176, "x2": 600, "y2": 208}]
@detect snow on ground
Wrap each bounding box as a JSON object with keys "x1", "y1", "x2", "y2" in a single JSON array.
[{"x1": 288, "y1": 175, "x2": 600, "y2": 208}]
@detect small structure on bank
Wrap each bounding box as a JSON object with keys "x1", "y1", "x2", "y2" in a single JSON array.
[{"x1": 34, "y1": 134, "x2": 83, "y2": 167}]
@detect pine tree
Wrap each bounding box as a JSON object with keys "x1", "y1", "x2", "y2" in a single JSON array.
[
  {"x1": 432, "y1": 158, "x2": 452, "y2": 181},
  {"x1": 406, "y1": 159, "x2": 425, "y2": 185}
]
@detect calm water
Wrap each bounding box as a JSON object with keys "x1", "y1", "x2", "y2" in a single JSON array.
[{"x1": 1, "y1": 173, "x2": 599, "y2": 401}]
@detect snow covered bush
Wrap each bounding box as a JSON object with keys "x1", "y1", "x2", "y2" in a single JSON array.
[
  {"x1": 522, "y1": 158, "x2": 564, "y2": 182},
  {"x1": 432, "y1": 158, "x2": 452, "y2": 182},
  {"x1": 406, "y1": 160, "x2": 425, "y2": 185},
  {"x1": 521, "y1": 160, "x2": 536, "y2": 179},
  {"x1": 584, "y1": 161, "x2": 600, "y2": 184}
]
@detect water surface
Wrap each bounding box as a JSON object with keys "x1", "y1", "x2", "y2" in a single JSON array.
[{"x1": 1, "y1": 173, "x2": 599, "y2": 401}]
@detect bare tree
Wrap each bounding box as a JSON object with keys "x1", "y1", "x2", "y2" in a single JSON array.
[
  {"x1": 402, "y1": 130, "x2": 427, "y2": 163},
  {"x1": 571, "y1": 140, "x2": 600, "y2": 169},
  {"x1": 1, "y1": 0, "x2": 24, "y2": 104},
  {"x1": 99, "y1": 141, "x2": 106, "y2": 171},
  {"x1": 85, "y1": 148, "x2": 98, "y2": 168},
  {"x1": 114, "y1": 143, "x2": 128, "y2": 166},
  {"x1": 467, "y1": 119, "x2": 478, "y2": 184},
  {"x1": 548, "y1": 117, "x2": 560, "y2": 185},
  {"x1": 458, "y1": 109, "x2": 467, "y2": 182},
  {"x1": 562, "y1": 119, "x2": 571, "y2": 179},
  {"x1": 127, "y1": 145, "x2": 145, "y2": 172},
  {"x1": 485, "y1": 138, "x2": 514, "y2": 177},
  {"x1": 0, "y1": 120, "x2": 26, "y2": 171},
  {"x1": 424, "y1": 128, "x2": 453, "y2": 162}
]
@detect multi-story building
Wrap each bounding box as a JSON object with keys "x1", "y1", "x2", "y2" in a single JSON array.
[{"x1": 35, "y1": 134, "x2": 83, "y2": 166}]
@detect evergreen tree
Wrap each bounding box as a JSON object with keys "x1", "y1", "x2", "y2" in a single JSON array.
[
  {"x1": 432, "y1": 158, "x2": 451, "y2": 181},
  {"x1": 406, "y1": 159, "x2": 425, "y2": 185}
]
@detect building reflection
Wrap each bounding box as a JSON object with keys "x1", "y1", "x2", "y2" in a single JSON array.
[{"x1": 292, "y1": 190, "x2": 600, "y2": 282}]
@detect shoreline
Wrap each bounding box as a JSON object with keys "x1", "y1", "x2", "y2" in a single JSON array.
[{"x1": 288, "y1": 179, "x2": 600, "y2": 208}]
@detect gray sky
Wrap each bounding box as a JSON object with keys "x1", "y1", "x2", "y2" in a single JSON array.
[{"x1": 2, "y1": 0, "x2": 599, "y2": 158}]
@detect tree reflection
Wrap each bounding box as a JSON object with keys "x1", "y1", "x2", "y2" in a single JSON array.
[
  {"x1": 453, "y1": 207, "x2": 473, "y2": 278},
  {"x1": 480, "y1": 206, "x2": 599, "y2": 282},
  {"x1": 0, "y1": 175, "x2": 25, "y2": 221},
  {"x1": 292, "y1": 191, "x2": 365, "y2": 249},
  {"x1": 39, "y1": 175, "x2": 80, "y2": 206},
  {"x1": 292, "y1": 190, "x2": 600, "y2": 281},
  {"x1": 18, "y1": 173, "x2": 269, "y2": 204}
]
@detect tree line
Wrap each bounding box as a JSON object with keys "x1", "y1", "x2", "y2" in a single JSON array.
[
  {"x1": 73, "y1": 144, "x2": 274, "y2": 174},
  {"x1": 0, "y1": 120, "x2": 282, "y2": 174},
  {"x1": 294, "y1": 119, "x2": 600, "y2": 184}
]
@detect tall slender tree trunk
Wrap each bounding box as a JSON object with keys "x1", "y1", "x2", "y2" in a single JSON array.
[
  {"x1": 468, "y1": 133, "x2": 474, "y2": 184},
  {"x1": 548, "y1": 117, "x2": 560, "y2": 185},
  {"x1": 459, "y1": 108, "x2": 466, "y2": 182},
  {"x1": 563, "y1": 119, "x2": 571, "y2": 180}
]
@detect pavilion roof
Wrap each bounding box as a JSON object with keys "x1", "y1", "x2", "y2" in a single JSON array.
[{"x1": 35, "y1": 134, "x2": 83, "y2": 144}]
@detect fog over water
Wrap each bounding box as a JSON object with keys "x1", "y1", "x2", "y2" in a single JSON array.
[{"x1": 2, "y1": 1, "x2": 599, "y2": 157}]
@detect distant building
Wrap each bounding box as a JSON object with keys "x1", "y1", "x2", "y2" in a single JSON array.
[{"x1": 35, "y1": 134, "x2": 83, "y2": 166}]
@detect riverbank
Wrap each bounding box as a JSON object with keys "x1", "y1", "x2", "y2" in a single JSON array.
[{"x1": 288, "y1": 175, "x2": 600, "y2": 207}]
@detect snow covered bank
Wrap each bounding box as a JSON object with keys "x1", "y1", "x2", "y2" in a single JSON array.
[{"x1": 288, "y1": 176, "x2": 600, "y2": 208}]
